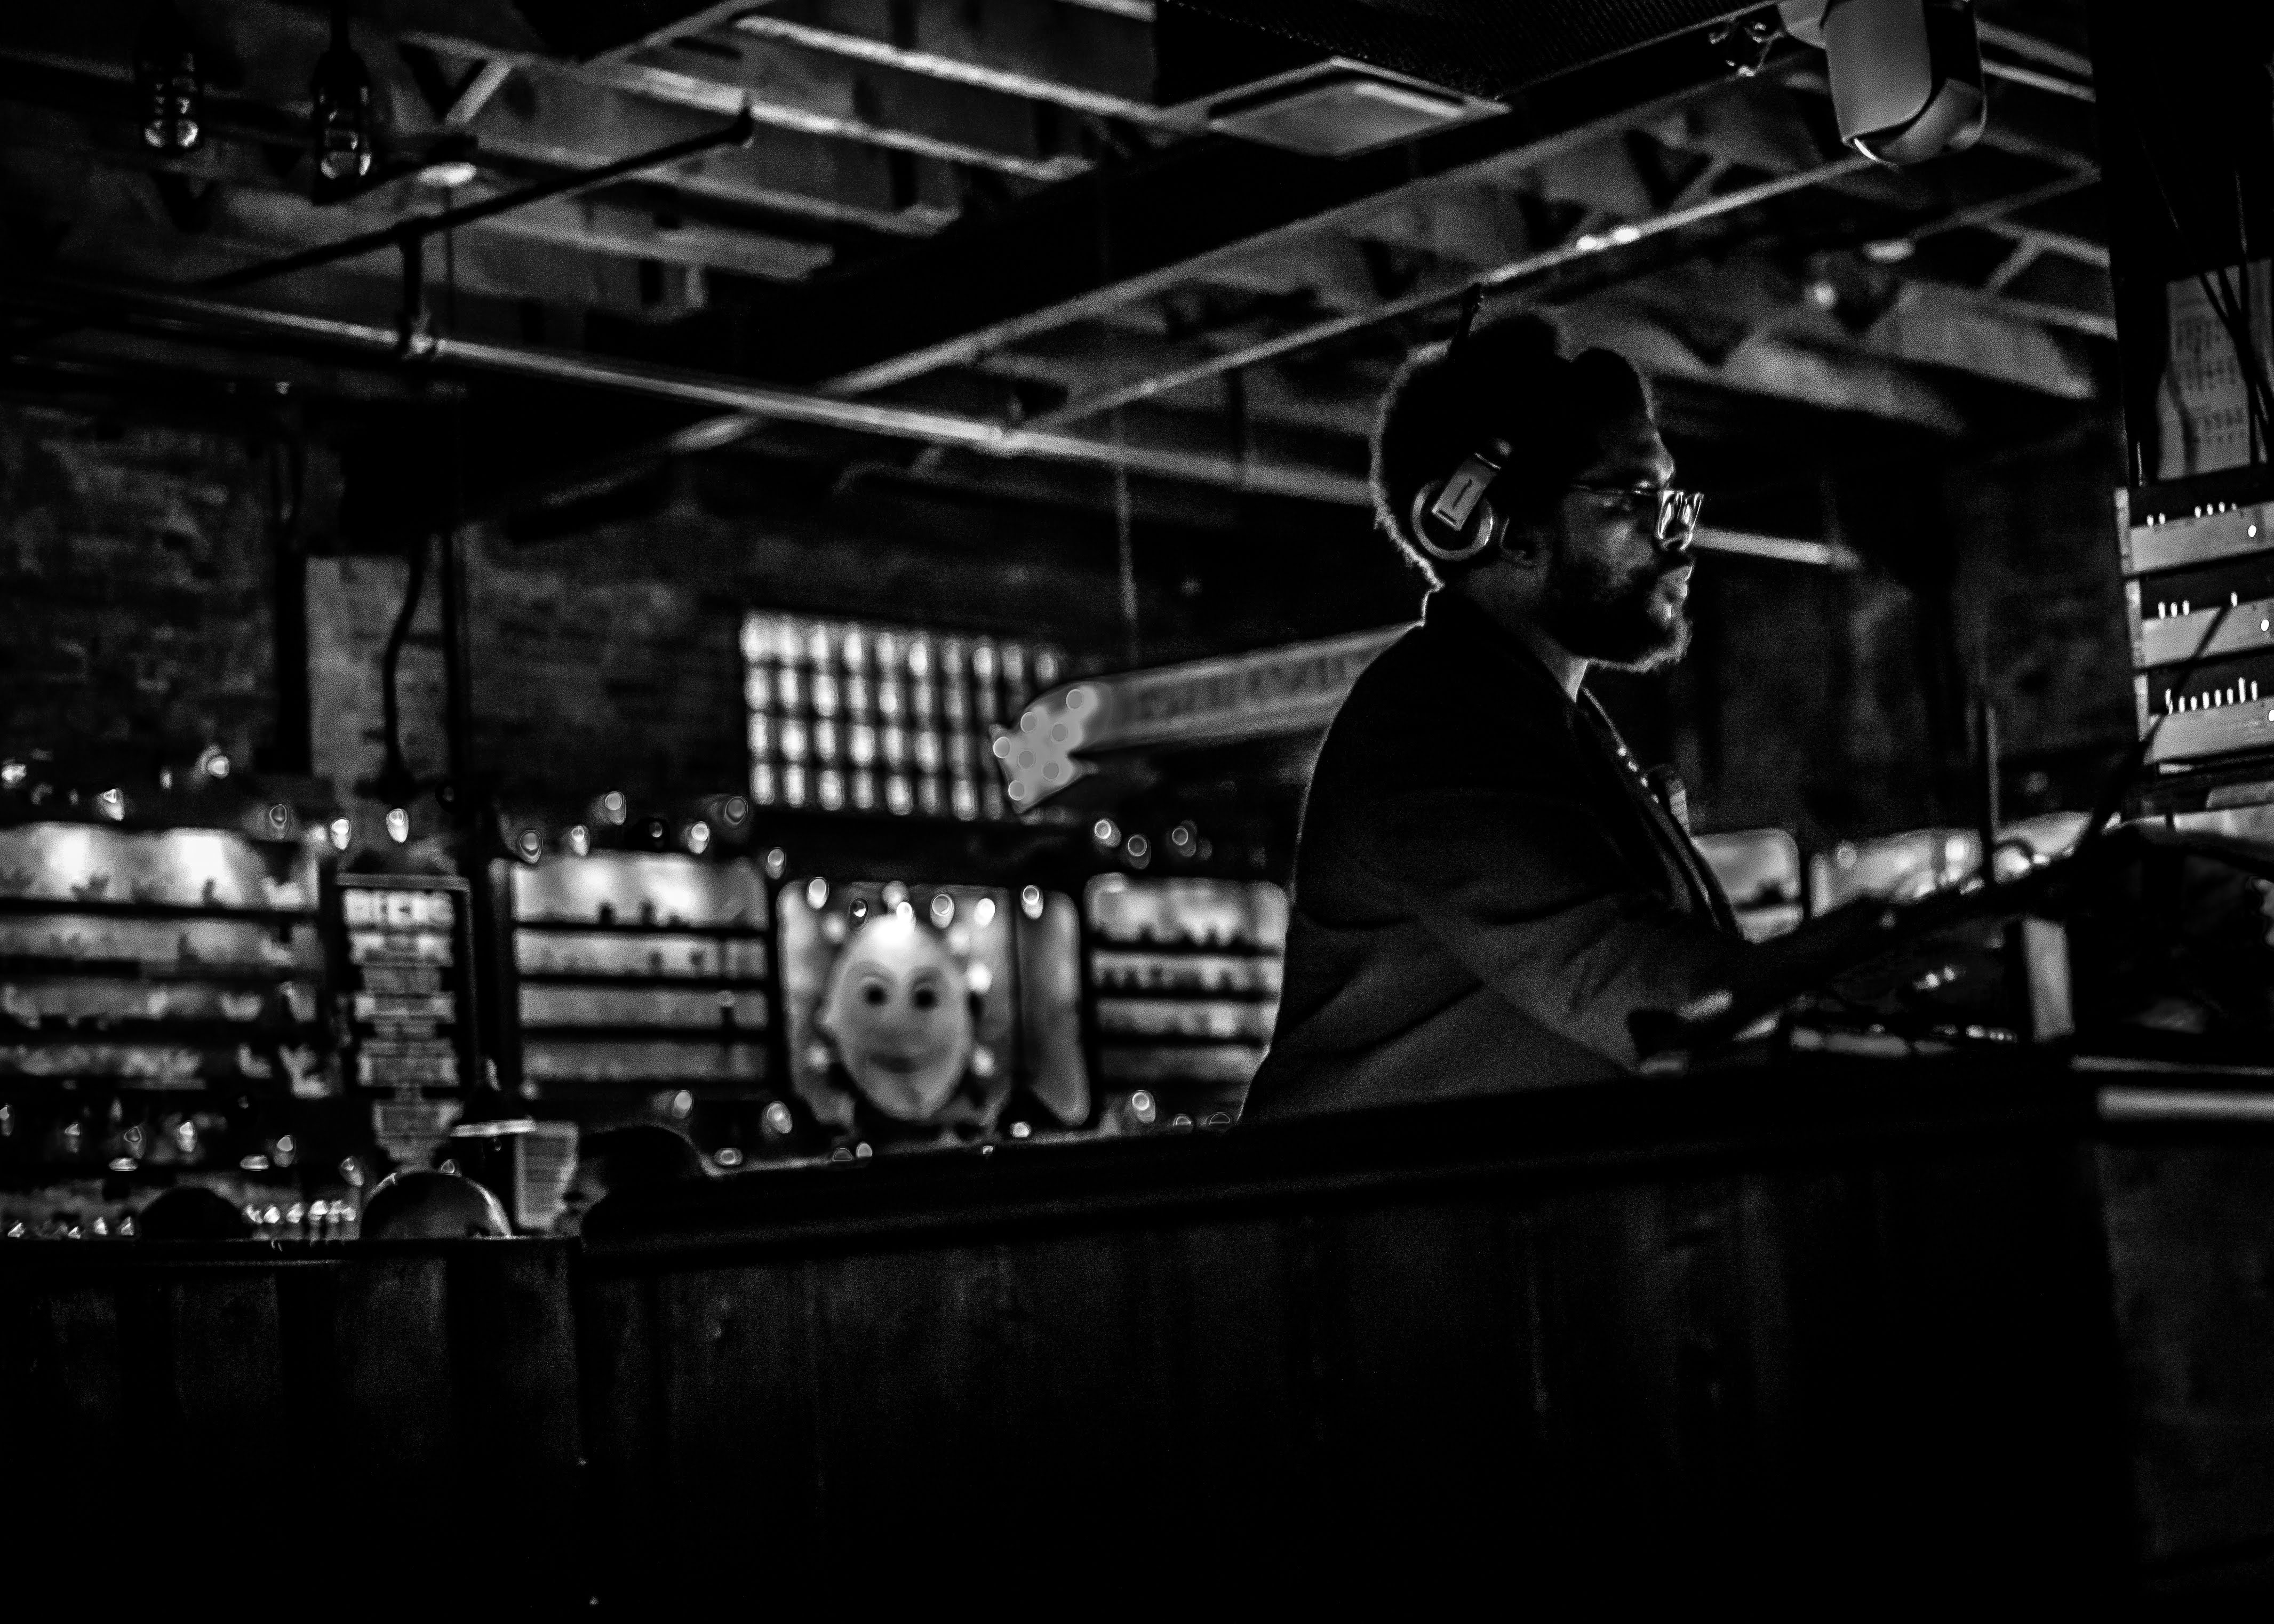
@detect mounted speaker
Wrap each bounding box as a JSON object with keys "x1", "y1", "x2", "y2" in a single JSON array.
[{"x1": 1782, "y1": 0, "x2": 1987, "y2": 165}]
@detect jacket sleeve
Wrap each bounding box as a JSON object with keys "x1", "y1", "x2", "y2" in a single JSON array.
[{"x1": 1344, "y1": 771, "x2": 1740, "y2": 1069}]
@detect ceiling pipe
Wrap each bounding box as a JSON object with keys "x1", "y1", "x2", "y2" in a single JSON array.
[
  {"x1": 10, "y1": 281, "x2": 1369, "y2": 503},
  {"x1": 14, "y1": 282, "x2": 1967, "y2": 533}
]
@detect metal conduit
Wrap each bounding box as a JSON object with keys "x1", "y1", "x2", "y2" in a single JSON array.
[
  {"x1": 19, "y1": 284, "x2": 1913, "y2": 547},
  {"x1": 14, "y1": 282, "x2": 1370, "y2": 504}
]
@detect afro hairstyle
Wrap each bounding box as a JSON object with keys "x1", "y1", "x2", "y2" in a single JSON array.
[{"x1": 1371, "y1": 311, "x2": 1656, "y2": 586}]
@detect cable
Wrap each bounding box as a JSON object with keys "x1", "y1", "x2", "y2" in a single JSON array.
[
  {"x1": 2078, "y1": 597, "x2": 2243, "y2": 849},
  {"x1": 376, "y1": 533, "x2": 430, "y2": 805},
  {"x1": 2131, "y1": 115, "x2": 2274, "y2": 455}
]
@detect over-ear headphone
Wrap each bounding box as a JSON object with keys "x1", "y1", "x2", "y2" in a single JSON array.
[{"x1": 1410, "y1": 437, "x2": 1511, "y2": 564}]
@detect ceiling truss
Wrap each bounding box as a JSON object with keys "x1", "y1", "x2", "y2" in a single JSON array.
[{"x1": 0, "y1": 0, "x2": 2117, "y2": 516}]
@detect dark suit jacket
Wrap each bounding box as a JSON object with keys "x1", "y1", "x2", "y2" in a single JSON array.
[{"x1": 1244, "y1": 591, "x2": 1742, "y2": 1121}]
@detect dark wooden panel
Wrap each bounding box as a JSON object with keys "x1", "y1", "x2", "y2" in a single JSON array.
[
  {"x1": 578, "y1": 1063, "x2": 2156, "y2": 1601},
  {"x1": 575, "y1": 1271, "x2": 666, "y2": 1604},
  {"x1": 0, "y1": 1278, "x2": 130, "y2": 1525},
  {"x1": 334, "y1": 1255, "x2": 461, "y2": 1494},
  {"x1": 650, "y1": 1262, "x2": 821, "y2": 1574},
  {"x1": 1301, "y1": 1199, "x2": 1540, "y2": 1562},
  {"x1": 1127, "y1": 1215, "x2": 1315, "y2": 1557},
  {"x1": 445, "y1": 1245, "x2": 587, "y2": 1604},
  {"x1": 0, "y1": 1242, "x2": 584, "y2": 1604},
  {"x1": 2101, "y1": 1141, "x2": 2274, "y2": 1593}
]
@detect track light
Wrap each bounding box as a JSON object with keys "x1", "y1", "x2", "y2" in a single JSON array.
[
  {"x1": 134, "y1": 2, "x2": 203, "y2": 154},
  {"x1": 309, "y1": 5, "x2": 374, "y2": 197}
]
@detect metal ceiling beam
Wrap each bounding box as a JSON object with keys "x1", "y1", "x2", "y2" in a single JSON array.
[
  {"x1": 815, "y1": 65, "x2": 1758, "y2": 395},
  {"x1": 0, "y1": 19, "x2": 937, "y2": 236},
  {"x1": 195, "y1": 111, "x2": 759, "y2": 294},
  {"x1": 401, "y1": 28, "x2": 1092, "y2": 181},
  {"x1": 1025, "y1": 155, "x2": 1874, "y2": 429},
  {"x1": 0, "y1": 149, "x2": 737, "y2": 323},
  {"x1": 1980, "y1": 58, "x2": 2093, "y2": 103},
  {"x1": 0, "y1": 99, "x2": 832, "y2": 305},
  {"x1": 483, "y1": 65, "x2": 1804, "y2": 503},
  {"x1": 571, "y1": 1, "x2": 757, "y2": 64},
  {"x1": 443, "y1": 59, "x2": 516, "y2": 126},
  {"x1": 1979, "y1": 217, "x2": 2109, "y2": 270},
  {"x1": 29, "y1": 0, "x2": 1036, "y2": 220},
  {"x1": 1975, "y1": 21, "x2": 2094, "y2": 81},
  {"x1": 587, "y1": 51, "x2": 1086, "y2": 179},
  {"x1": 1911, "y1": 280, "x2": 2117, "y2": 342},
  {"x1": 450, "y1": 58, "x2": 949, "y2": 233},
  {"x1": 731, "y1": 0, "x2": 1168, "y2": 126}
]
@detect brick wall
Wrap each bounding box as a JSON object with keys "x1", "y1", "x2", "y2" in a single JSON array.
[
  {"x1": 3, "y1": 398, "x2": 2140, "y2": 859},
  {"x1": 0, "y1": 403, "x2": 289, "y2": 778}
]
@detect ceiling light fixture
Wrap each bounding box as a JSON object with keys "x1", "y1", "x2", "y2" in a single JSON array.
[
  {"x1": 309, "y1": 5, "x2": 375, "y2": 198},
  {"x1": 414, "y1": 159, "x2": 479, "y2": 189},
  {"x1": 133, "y1": 2, "x2": 203, "y2": 153}
]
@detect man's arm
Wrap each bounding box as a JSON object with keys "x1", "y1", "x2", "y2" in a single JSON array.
[{"x1": 1346, "y1": 778, "x2": 1739, "y2": 1069}]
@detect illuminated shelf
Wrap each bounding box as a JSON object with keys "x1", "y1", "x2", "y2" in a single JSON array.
[{"x1": 510, "y1": 854, "x2": 773, "y2": 1094}]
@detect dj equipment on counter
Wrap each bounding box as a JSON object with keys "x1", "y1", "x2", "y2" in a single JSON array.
[
  {"x1": 2121, "y1": 492, "x2": 2274, "y2": 772},
  {"x1": 1695, "y1": 827, "x2": 1805, "y2": 940}
]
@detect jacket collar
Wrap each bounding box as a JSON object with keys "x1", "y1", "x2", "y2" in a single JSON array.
[{"x1": 1422, "y1": 588, "x2": 1582, "y2": 718}]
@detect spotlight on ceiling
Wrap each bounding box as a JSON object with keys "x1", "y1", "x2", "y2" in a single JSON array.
[
  {"x1": 413, "y1": 159, "x2": 479, "y2": 189},
  {"x1": 133, "y1": 2, "x2": 203, "y2": 153},
  {"x1": 1780, "y1": 0, "x2": 1986, "y2": 166},
  {"x1": 309, "y1": 6, "x2": 376, "y2": 197}
]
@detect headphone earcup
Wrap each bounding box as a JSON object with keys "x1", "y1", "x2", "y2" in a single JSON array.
[{"x1": 1410, "y1": 483, "x2": 1496, "y2": 564}]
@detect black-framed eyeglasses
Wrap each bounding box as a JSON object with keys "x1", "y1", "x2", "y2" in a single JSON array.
[{"x1": 1569, "y1": 483, "x2": 1705, "y2": 549}]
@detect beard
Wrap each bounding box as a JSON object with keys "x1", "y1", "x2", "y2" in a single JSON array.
[{"x1": 1538, "y1": 538, "x2": 1691, "y2": 672}]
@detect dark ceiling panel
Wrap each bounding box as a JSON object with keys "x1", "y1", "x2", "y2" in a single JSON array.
[
  {"x1": 500, "y1": 0, "x2": 737, "y2": 61},
  {"x1": 1158, "y1": 0, "x2": 1761, "y2": 102}
]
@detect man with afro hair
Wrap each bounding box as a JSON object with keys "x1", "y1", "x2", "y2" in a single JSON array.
[{"x1": 1245, "y1": 310, "x2": 1749, "y2": 1117}]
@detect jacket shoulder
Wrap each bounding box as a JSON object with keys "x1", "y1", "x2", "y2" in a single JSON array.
[{"x1": 1313, "y1": 615, "x2": 1569, "y2": 788}]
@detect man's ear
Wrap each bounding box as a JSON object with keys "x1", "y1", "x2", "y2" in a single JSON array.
[{"x1": 1496, "y1": 515, "x2": 1552, "y2": 569}]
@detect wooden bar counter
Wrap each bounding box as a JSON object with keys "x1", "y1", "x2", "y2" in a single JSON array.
[{"x1": 5, "y1": 1056, "x2": 2272, "y2": 1604}]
